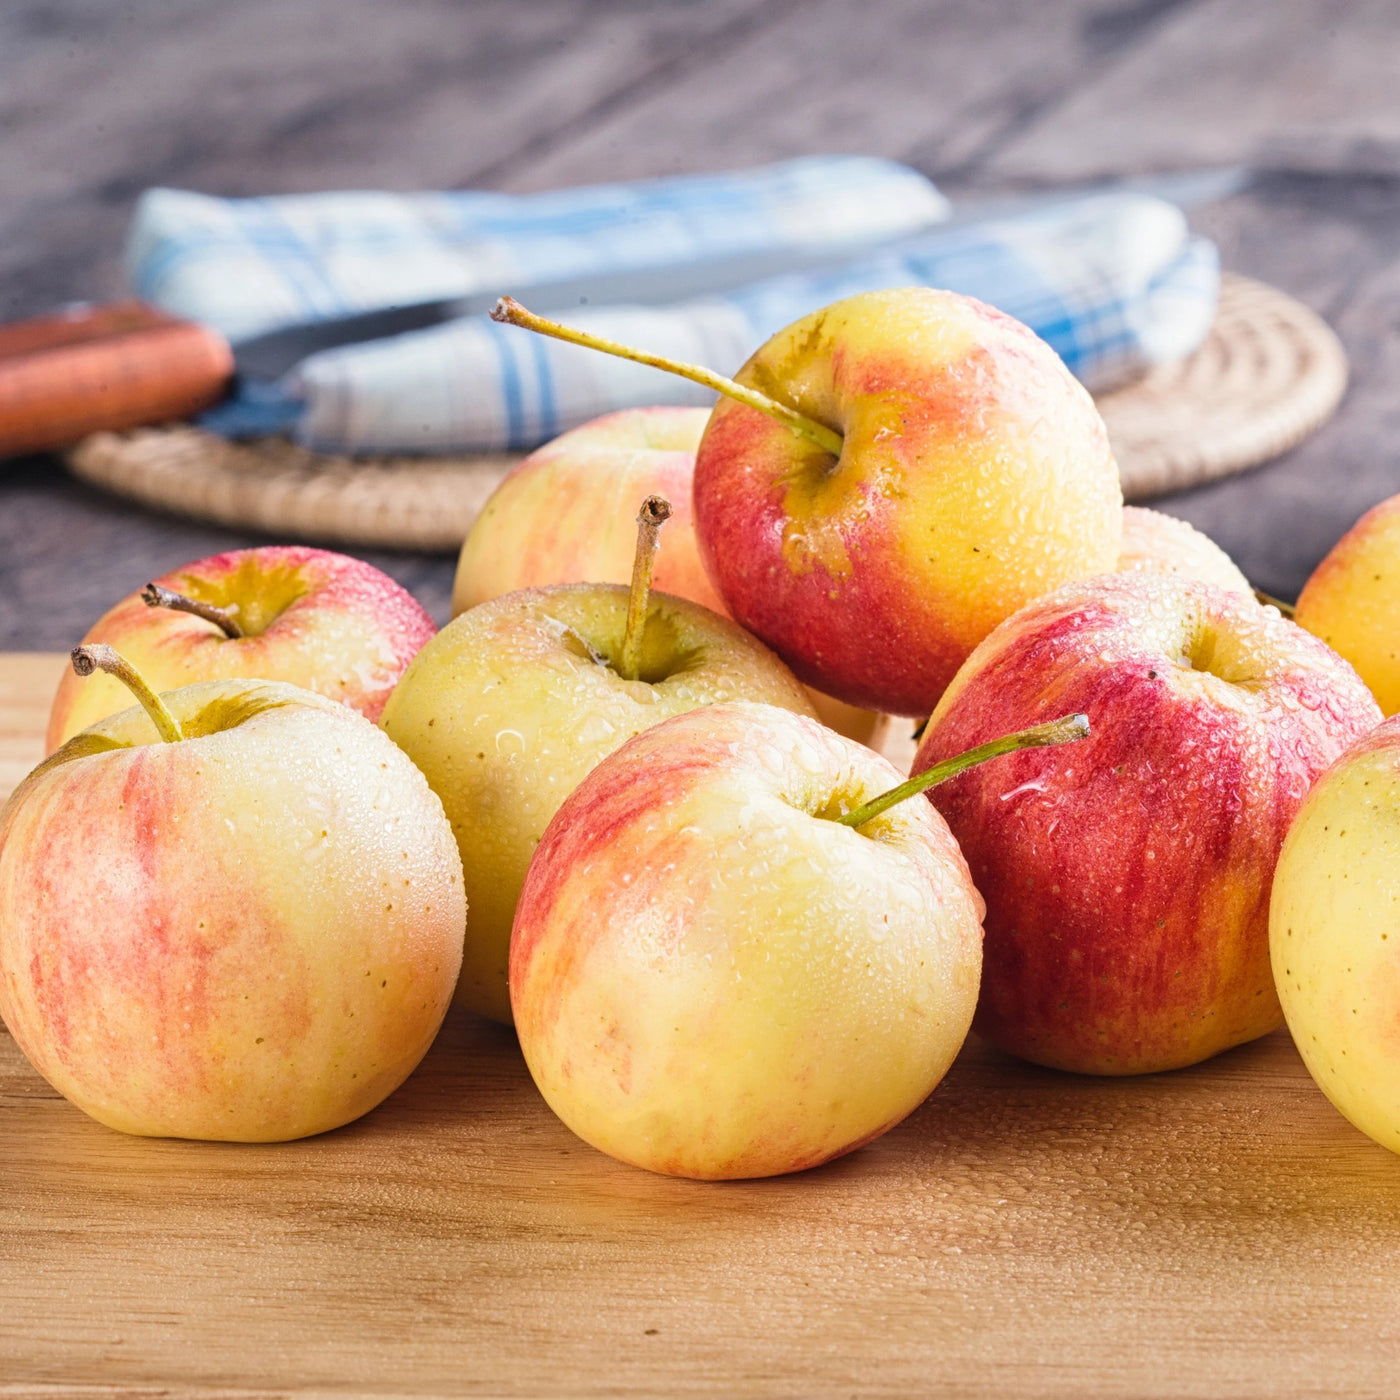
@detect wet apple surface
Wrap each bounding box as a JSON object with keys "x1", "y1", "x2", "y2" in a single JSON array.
[
  {"x1": 1, "y1": 671, "x2": 464, "y2": 1141},
  {"x1": 509, "y1": 702, "x2": 986, "y2": 1180},
  {"x1": 1296, "y1": 491, "x2": 1400, "y2": 715},
  {"x1": 915, "y1": 574, "x2": 1381, "y2": 1075},
  {"x1": 1117, "y1": 505, "x2": 1252, "y2": 593},
  {"x1": 691, "y1": 289, "x2": 1124, "y2": 715},
  {"x1": 1270, "y1": 714, "x2": 1400, "y2": 1154}
]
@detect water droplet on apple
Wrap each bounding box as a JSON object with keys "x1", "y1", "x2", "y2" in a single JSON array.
[{"x1": 574, "y1": 713, "x2": 618, "y2": 745}]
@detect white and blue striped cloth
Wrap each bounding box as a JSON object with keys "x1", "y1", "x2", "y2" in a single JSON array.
[
  {"x1": 126, "y1": 157, "x2": 950, "y2": 343},
  {"x1": 124, "y1": 159, "x2": 1219, "y2": 456}
]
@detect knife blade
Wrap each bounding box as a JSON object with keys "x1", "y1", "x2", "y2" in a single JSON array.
[{"x1": 232, "y1": 165, "x2": 1252, "y2": 383}]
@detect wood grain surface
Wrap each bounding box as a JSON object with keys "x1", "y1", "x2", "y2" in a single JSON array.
[
  {"x1": 0, "y1": 653, "x2": 62, "y2": 797},
  {"x1": 2, "y1": 654, "x2": 1398, "y2": 1399}
]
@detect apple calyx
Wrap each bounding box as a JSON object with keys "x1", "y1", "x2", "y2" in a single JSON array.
[
  {"x1": 71, "y1": 643, "x2": 184, "y2": 744},
  {"x1": 619, "y1": 494, "x2": 673, "y2": 683},
  {"x1": 142, "y1": 582, "x2": 244, "y2": 638},
  {"x1": 490, "y1": 296, "x2": 845, "y2": 459},
  {"x1": 835, "y1": 712, "x2": 1090, "y2": 829}
]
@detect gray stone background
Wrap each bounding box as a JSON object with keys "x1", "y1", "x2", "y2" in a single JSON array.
[{"x1": 2, "y1": 0, "x2": 1399, "y2": 647}]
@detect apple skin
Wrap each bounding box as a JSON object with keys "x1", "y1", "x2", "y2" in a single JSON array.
[
  {"x1": 912, "y1": 573, "x2": 1381, "y2": 1075},
  {"x1": 47, "y1": 545, "x2": 436, "y2": 751},
  {"x1": 1270, "y1": 715, "x2": 1400, "y2": 1152},
  {"x1": 510, "y1": 702, "x2": 984, "y2": 1180},
  {"x1": 380, "y1": 584, "x2": 816, "y2": 1025},
  {"x1": 453, "y1": 407, "x2": 723, "y2": 616},
  {"x1": 1118, "y1": 506, "x2": 1250, "y2": 593},
  {"x1": 693, "y1": 287, "x2": 1123, "y2": 716},
  {"x1": 1, "y1": 680, "x2": 464, "y2": 1140},
  {"x1": 1296, "y1": 493, "x2": 1400, "y2": 714}
]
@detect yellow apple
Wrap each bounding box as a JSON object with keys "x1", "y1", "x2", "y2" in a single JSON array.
[
  {"x1": 1296, "y1": 493, "x2": 1400, "y2": 714},
  {"x1": 691, "y1": 288, "x2": 1124, "y2": 714},
  {"x1": 1, "y1": 667, "x2": 464, "y2": 1141},
  {"x1": 511, "y1": 703, "x2": 985, "y2": 1179},
  {"x1": 1117, "y1": 506, "x2": 1250, "y2": 593},
  {"x1": 1270, "y1": 715, "x2": 1400, "y2": 1152},
  {"x1": 380, "y1": 584, "x2": 815, "y2": 1023}
]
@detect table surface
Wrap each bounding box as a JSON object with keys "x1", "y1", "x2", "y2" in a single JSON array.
[
  {"x1": 3, "y1": 1, "x2": 1400, "y2": 645},
  {"x1": 3, "y1": 654, "x2": 1400, "y2": 1399}
]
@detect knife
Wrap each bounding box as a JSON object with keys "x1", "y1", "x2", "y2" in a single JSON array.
[{"x1": 0, "y1": 165, "x2": 1250, "y2": 458}]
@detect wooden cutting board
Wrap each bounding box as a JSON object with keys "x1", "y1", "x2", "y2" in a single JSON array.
[{"x1": 1, "y1": 651, "x2": 1398, "y2": 1399}]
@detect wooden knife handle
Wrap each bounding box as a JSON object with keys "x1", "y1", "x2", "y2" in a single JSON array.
[{"x1": 0, "y1": 302, "x2": 234, "y2": 457}]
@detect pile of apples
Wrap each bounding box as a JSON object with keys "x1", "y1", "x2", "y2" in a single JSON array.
[{"x1": 4, "y1": 284, "x2": 1400, "y2": 1176}]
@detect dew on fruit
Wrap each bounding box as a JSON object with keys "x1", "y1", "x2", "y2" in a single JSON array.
[
  {"x1": 574, "y1": 713, "x2": 618, "y2": 746},
  {"x1": 998, "y1": 777, "x2": 1047, "y2": 803}
]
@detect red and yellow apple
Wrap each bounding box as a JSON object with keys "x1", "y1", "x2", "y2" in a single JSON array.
[
  {"x1": 453, "y1": 406, "x2": 722, "y2": 615},
  {"x1": 451, "y1": 405, "x2": 887, "y2": 748},
  {"x1": 1, "y1": 665, "x2": 464, "y2": 1140},
  {"x1": 691, "y1": 288, "x2": 1123, "y2": 715},
  {"x1": 48, "y1": 545, "x2": 436, "y2": 751},
  {"x1": 1296, "y1": 493, "x2": 1400, "y2": 714},
  {"x1": 1117, "y1": 506, "x2": 1250, "y2": 593},
  {"x1": 914, "y1": 573, "x2": 1380, "y2": 1075},
  {"x1": 381, "y1": 583, "x2": 816, "y2": 1023},
  {"x1": 1270, "y1": 714, "x2": 1400, "y2": 1152},
  {"x1": 510, "y1": 702, "x2": 985, "y2": 1179}
]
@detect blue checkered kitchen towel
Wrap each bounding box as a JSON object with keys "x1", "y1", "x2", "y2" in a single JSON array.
[{"x1": 125, "y1": 158, "x2": 1218, "y2": 456}]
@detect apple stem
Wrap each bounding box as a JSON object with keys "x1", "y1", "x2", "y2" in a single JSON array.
[
  {"x1": 490, "y1": 297, "x2": 846, "y2": 459},
  {"x1": 618, "y1": 495, "x2": 673, "y2": 682},
  {"x1": 835, "y1": 712, "x2": 1090, "y2": 829},
  {"x1": 142, "y1": 582, "x2": 244, "y2": 638},
  {"x1": 1252, "y1": 587, "x2": 1296, "y2": 620},
  {"x1": 70, "y1": 643, "x2": 184, "y2": 744}
]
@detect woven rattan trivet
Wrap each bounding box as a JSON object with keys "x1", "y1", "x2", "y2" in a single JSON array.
[
  {"x1": 66, "y1": 274, "x2": 1347, "y2": 552},
  {"x1": 1095, "y1": 274, "x2": 1347, "y2": 497}
]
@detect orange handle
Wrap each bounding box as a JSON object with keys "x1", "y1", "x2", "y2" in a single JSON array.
[{"x1": 0, "y1": 302, "x2": 234, "y2": 457}]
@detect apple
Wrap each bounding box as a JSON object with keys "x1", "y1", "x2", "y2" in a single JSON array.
[
  {"x1": 491, "y1": 289, "x2": 1124, "y2": 717},
  {"x1": 453, "y1": 406, "x2": 723, "y2": 615},
  {"x1": 692, "y1": 288, "x2": 1125, "y2": 716},
  {"x1": 1296, "y1": 492, "x2": 1400, "y2": 714},
  {"x1": 0, "y1": 646, "x2": 464, "y2": 1141},
  {"x1": 510, "y1": 702, "x2": 1088, "y2": 1180},
  {"x1": 1270, "y1": 714, "x2": 1400, "y2": 1153},
  {"x1": 381, "y1": 501, "x2": 817, "y2": 1024},
  {"x1": 1117, "y1": 506, "x2": 1250, "y2": 593},
  {"x1": 452, "y1": 404, "x2": 889, "y2": 748},
  {"x1": 47, "y1": 545, "x2": 436, "y2": 751},
  {"x1": 912, "y1": 573, "x2": 1381, "y2": 1075},
  {"x1": 509, "y1": 702, "x2": 979, "y2": 1179}
]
